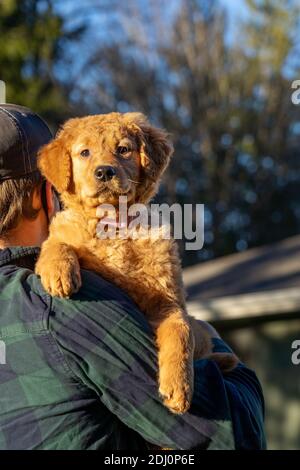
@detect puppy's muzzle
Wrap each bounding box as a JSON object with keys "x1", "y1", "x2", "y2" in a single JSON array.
[{"x1": 94, "y1": 165, "x2": 116, "y2": 182}]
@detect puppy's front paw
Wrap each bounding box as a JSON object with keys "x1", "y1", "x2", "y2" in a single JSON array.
[
  {"x1": 159, "y1": 364, "x2": 193, "y2": 414},
  {"x1": 36, "y1": 257, "x2": 81, "y2": 298}
]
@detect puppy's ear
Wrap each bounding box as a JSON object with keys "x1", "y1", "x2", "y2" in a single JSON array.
[
  {"x1": 139, "y1": 124, "x2": 174, "y2": 179},
  {"x1": 38, "y1": 136, "x2": 72, "y2": 194},
  {"x1": 125, "y1": 113, "x2": 174, "y2": 202}
]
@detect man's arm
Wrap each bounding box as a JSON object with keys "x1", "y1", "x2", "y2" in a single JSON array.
[{"x1": 49, "y1": 270, "x2": 265, "y2": 450}]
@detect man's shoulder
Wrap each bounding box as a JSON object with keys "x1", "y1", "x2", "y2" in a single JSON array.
[
  {"x1": 50, "y1": 269, "x2": 152, "y2": 334},
  {"x1": 0, "y1": 253, "x2": 151, "y2": 341},
  {"x1": 0, "y1": 247, "x2": 150, "y2": 342},
  {"x1": 48, "y1": 268, "x2": 154, "y2": 370},
  {"x1": 0, "y1": 264, "x2": 50, "y2": 333}
]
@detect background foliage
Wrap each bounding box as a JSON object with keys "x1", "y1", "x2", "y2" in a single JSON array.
[{"x1": 1, "y1": 0, "x2": 300, "y2": 266}]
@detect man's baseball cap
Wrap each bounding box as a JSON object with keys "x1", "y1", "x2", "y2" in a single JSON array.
[{"x1": 0, "y1": 103, "x2": 53, "y2": 181}]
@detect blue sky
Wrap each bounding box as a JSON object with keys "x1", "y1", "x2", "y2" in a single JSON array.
[
  {"x1": 55, "y1": 0, "x2": 249, "y2": 35},
  {"x1": 220, "y1": 0, "x2": 248, "y2": 15},
  {"x1": 220, "y1": 0, "x2": 250, "y2": 41},
  {"x1": 52, "y1": 0, "x2": 253, "y2": 97}
]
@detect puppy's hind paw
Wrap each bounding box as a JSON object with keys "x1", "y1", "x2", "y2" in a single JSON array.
[{"x1": 209, "y1": 352, "x2": 239, "y2": 374}]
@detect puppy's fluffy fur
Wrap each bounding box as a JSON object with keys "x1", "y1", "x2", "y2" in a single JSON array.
[{"x1": 36, "y1": 112, "x2": 237, "y2": 413}]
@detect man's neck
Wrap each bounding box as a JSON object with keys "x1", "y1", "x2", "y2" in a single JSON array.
[{"x1": 0, "y1": 218, "x2": 47, "y2": 249}]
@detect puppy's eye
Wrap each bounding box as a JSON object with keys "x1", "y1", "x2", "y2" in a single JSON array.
[
  {"x1": 117, "y1": 146, "x2": 130, "y2": 155},
  {"x1": 80, "y1": 149, "x2": 90, "y2": 158}
]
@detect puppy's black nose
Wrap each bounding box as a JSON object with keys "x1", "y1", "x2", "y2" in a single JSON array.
[{"x1": 94, "y1": 166, "x2": 116, "y2": 182}]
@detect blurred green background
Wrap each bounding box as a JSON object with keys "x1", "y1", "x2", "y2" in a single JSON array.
[{"x1": 1, "y1": 0, "x2": 300, "y2": 449}]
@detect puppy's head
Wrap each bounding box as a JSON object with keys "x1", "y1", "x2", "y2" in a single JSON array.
[{"x1": 38, "y1": 112, "x2": 173, "y2": 208}]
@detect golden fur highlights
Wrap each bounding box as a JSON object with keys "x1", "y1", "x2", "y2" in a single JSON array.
[{"x1": 36, "y1": 112, "x2": 237, "y2": 414}]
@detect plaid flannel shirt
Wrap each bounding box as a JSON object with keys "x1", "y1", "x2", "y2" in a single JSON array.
[{"x1": 0, "y1": 246, "x2": 266, "y2": 450}]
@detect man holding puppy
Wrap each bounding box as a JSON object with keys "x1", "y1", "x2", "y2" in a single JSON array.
[{"x1": 0, "y1": 103, "x2": 266, "y2": 450}]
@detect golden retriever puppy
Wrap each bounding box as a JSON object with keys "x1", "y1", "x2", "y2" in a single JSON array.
[{"x1": 36, "y1": 112, "x2": 237, "y2": 414}]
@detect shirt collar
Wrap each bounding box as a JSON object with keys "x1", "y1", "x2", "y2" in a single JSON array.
[{"x1": 0, "y1": 246, "x2": 40, "y2": 268}]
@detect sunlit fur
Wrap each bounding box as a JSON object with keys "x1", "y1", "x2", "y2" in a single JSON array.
[{"x1": 36, "y1": 112, "x2": 237, "y2": 414}]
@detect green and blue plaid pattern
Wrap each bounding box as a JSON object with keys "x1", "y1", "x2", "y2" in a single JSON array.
[{"x1": 0, "y1": 247, "x2": 266, "y2": 449}]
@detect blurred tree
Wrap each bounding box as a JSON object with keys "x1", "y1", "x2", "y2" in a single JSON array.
[
  {"x1": 2, "y1": 0, "x2": 300, "y2": 265},
  {"x1": 0, "y1": 0, "x2": 85, "y2": 127},
  {"x1": 226, "y1": 0, "x2": 300, "y2": 255}
]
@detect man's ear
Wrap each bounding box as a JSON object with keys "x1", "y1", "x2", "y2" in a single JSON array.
[
  {"x1": 45, "y1": 181, "x2": 60, "y2": 220},
  {"x1": 37, "y1": 137, "x2": 72, "y2": 194}
]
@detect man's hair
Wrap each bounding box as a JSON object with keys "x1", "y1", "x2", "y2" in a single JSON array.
[{"x1": 0, "y1": 171, "x2": 43, "y2": 238}]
